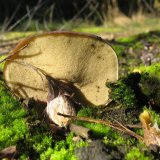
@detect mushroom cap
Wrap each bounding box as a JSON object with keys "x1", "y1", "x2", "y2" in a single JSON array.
[{"x1": 4, "y1": 31, "x2": 118, "y2": 106}]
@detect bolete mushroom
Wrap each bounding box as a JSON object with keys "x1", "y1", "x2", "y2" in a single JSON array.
[{"x1": 4, "y1": 31, "x2": 118, "y2": 106}]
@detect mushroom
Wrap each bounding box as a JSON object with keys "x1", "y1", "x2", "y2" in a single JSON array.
[
  {"x1": 46, "y1": 75, "x2": 76, "y2": 127},
  {"x1": 4, "y1": 31, "x2": 118, "y2": 106}
]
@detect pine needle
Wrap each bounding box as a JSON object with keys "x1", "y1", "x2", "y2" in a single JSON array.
[{"x1": 57, "y1": 112, "x2": 143, "y2": 141}]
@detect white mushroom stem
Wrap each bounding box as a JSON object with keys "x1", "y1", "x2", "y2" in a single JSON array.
[{"x1": 46, "y1": 94, "x2": 76, "y2": 127}]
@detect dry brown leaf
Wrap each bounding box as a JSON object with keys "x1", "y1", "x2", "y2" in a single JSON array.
[{"x1": 140, "y1": 110, "x2": 160, "y2": 148}]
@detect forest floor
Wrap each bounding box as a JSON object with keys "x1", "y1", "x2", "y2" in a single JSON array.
[{"x1": 0, "y1": 19, "x2": 160, "y2": 159}]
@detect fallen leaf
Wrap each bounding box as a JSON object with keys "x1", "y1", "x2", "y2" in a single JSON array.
[{"x1": 140, "y1": 110, "x2": 160, "y2": 149}]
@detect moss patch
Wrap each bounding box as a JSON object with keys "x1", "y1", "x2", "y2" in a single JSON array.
[
  {"x1": 37, "y1": 133, "x2": 87, "y2": 160},
  {"x1": 139, "y1": 63, "x2": 160, "y2": 79},
  {"x1": 0, "y1": 80, "x2": 87, "y2": 159},
  {"x1": 111, "y1": 31, "x2": 160, "y2": 76},
  {"x1": 75, "y1": 107, "x2": 110, "y2": 137},
  {"x1": 0, "y1": 81, "x2": 28, "y2": 150},
  {"x1": 125, "y1": 147, "x2": 154, "y2": 160},
  {"x1": 137, "y1": 64, "x2": 160, "y2": 107},
  {"x1": 107, "y1": 78, "x2": 137, "y2": 108}
]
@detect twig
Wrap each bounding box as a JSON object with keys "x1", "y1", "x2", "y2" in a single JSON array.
[
  {"x1": 23, "y1": 0, "x2": 43, "y2": 32},
  {"x1": 35, "y1": 20, "x2": 40, "y2": 32},
  {"x1": 57, "y1": 113, "x2": 143, "y2": 141},
  {"x1": 43, "y1": 18, "x2": 50, "y2": 31},
  {"x1": 126, "y1": 124, "x2": 141, "y2": 129},
  {"x1": 142, "y1": 0, "x2": 156, "y2": 15},
  {"x1": 23, "y1": 5, "x2": 32, "y2": 31},
  {"x1": 114, "y1": 120, "x2": 143, "y2": 141},
  {"x1": 1, "y1": 17, "x2": 8, "y2": 32},
  {"x1": 49, "y1": 4, "x2": 55, "y2": 23},
  {"x1": 1, "y1": 4, "x2": 21, "y2": 32},
  {"x1": 59, "y1": 0, "x2": 93, "y2": 30},
  {"x1": 85, "y1": 2, "x2": 99, "y2": 20},
  {"x1": 7, "y1": 0, "x2": 45, "y2": 31},
  {"x1": 58, "y1": 113, "x2": 125, "y2": 134}
]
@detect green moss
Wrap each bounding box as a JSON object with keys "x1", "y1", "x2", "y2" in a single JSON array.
[
  {"x1": 107, "y1": 78, "x2": 137, "y2": 108},
  {"x1": 116, "y1": 31, "x2": 160, "y2": 45},
  {"x1": 17, "y1": 112, "x2": 88, "y2": 160},
  {"x1": 125, "y1": 147, "x2": 154, "y2": 160},
  {"x1": 140, "y1": 75, "x2": 160, "y2": 105},
  {"x1": 138, "y1": 64, "x2": 160, "y2": 106},
  {"x1": 116, "y1": 35, "x2": 137, "y2": 44},
  {"x1": 0, "y1": 81, "x2": 156, "y2": 159},
  {"x1": 76, "y1": 107, "x2": 134, "y2": 143},
  {"x1": 76, "y1": 108, "x2": 131, "y2": 146},
  {"x1": 111, "y1": 30, "x2": 160, "y2": 76},
  {"x1": 17, "y1": 120, "x2": 87, "y2": 159},
  {"x1": 73, "y1": 26, "x2": 122, "y2": 34},
  {"x1": 104, "y1": 131, "x2": 127, "y2": 146},
  {"x1": 81, "y1": 122, "x2": 110, "y2": 137},
  {"x1": 107, "y1": 71, "x2": 160, "y2": 108},
  {"x1": 115, "y1": 33, "x2": 144, "y2": 51},
  {"x1": 40, "y1": 133, "x2": 87, "y2": 160},
  {"x1": 112, "y1": 44, "x2": 126, "y2": 57},
  {"x1": 0, "y1": 80, "x2": 87, "y2": 159},
  {"x1": 4, "y1": 32, "x2": 35, "y2": 39},
  {"x1": 77, "y1": 107, "x2": 95, "y2": 118},
  {"x1": 0, "y1": 55, "x2": 6, "y2": 71},
  {"x1": 28, "y1": 131, "x2": 53, "y2": 156},
  {"x1": 75, "y1": 107, "x2": 110, "y2": 137},
  {"x1": 139, "y1": 64, "x2": 160, "y2": 78},
  {"x1": 0, "y1": 81, "x2": 28, "y2": 150}
]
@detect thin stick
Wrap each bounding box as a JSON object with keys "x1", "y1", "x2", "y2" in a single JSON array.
[
  {"x1": 59, "y1": 0, "x2": 92, "y2": 30},
  {"x1": 85, "y1": 3, "x2": 99, "y2": 20},
  {"x1": 114, "y1": 120, "x2": 143, "y2": 141},
  {"x1": 57, "y1": 113, "x2": 143, "y2": 141},
  {"x1": 1, "y1": 4, "x2": 21, "y2": 32},
  {"x1": 126, "y1": 124, "x2": 141, "y2": 129},
  {"x1": 57, "y1": 113, "x2": 125, "y2": 134},
  {"x1": 7, "y1": 0, "x2": 45, "y2": 31}
]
